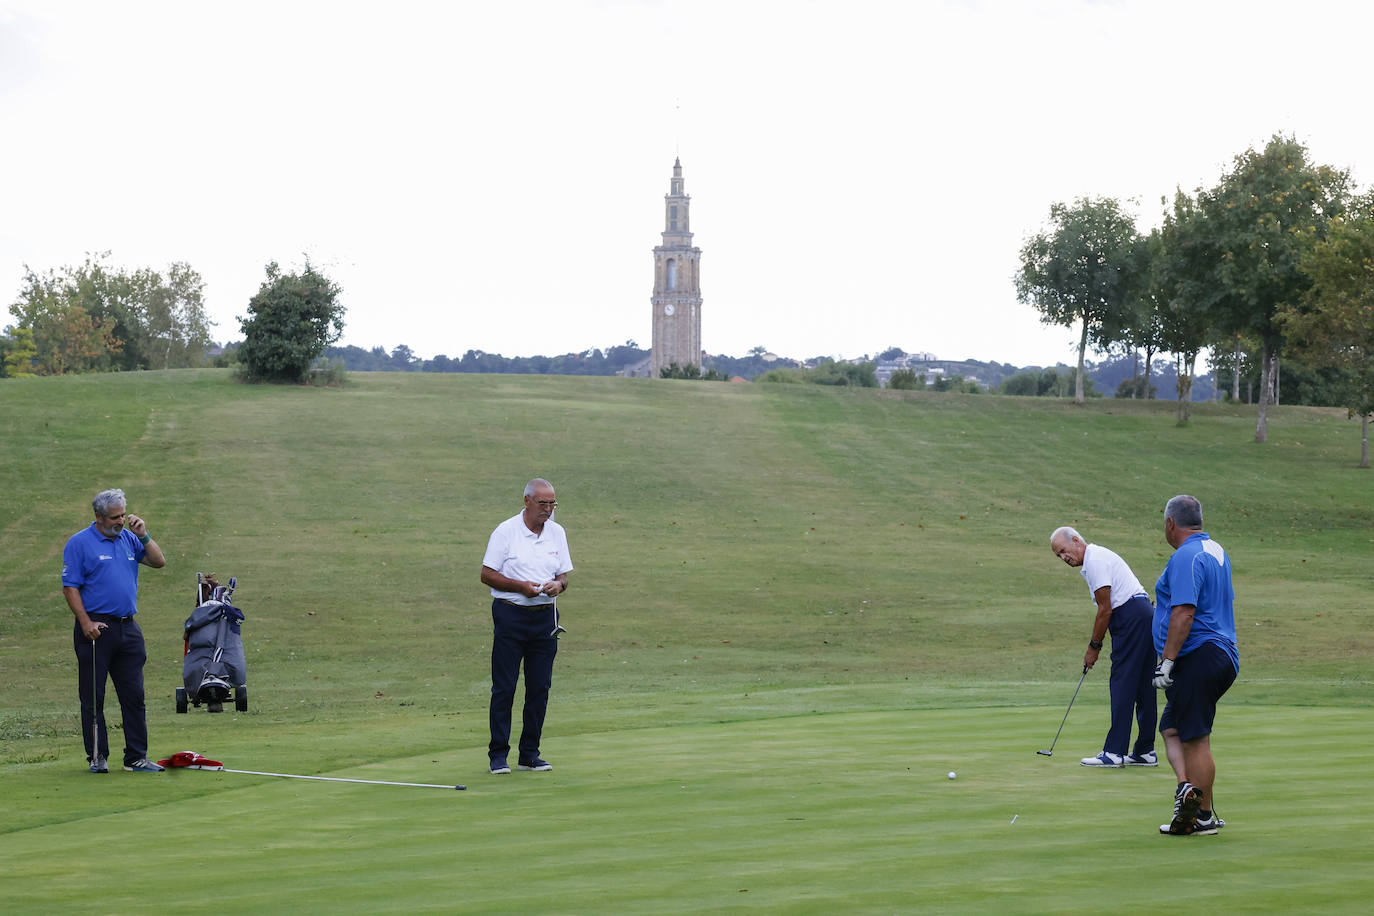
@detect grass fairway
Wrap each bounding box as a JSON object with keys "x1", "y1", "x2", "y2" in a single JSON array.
[{"x1": 2, "y1": 370, "x2": 1371, "y2": 914}]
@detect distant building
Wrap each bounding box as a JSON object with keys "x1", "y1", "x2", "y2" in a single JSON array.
[{"x1": 649, "y1": 158, "x2": 703, "y2": 377}]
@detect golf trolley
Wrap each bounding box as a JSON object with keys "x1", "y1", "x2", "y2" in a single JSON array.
[{"x1": 176, "y1": 572, "x2": 248, "y2": 714}]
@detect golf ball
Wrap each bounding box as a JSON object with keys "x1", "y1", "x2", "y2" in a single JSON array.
[{"x1": 948, "y1": 771, "x2": 957, "y2": 780}]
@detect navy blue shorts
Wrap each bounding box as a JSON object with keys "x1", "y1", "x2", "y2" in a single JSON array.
[{"x1": 1159, "y1": 640, "x2": 1237, "y2": 743}]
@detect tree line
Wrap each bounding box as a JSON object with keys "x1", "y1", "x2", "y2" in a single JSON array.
[
  {"x1": 2, "y1": 253, "x2": 214, "y2": 376},
  {"x1": 1016, "y1": 133, "x2": 1372, "y2": 465}
]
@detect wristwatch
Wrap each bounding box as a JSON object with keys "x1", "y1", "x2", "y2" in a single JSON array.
[{"x1": 1088, "y1": 639, "x2": 1104, "y2": 650}]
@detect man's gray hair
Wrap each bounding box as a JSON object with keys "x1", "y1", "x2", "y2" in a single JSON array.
[
  {"x1": 92, "y1": 488, "x2": 126, "y2": 518},
  {"x1": 1049, "y1": 526, "x2": 1082, "y2": 548},
  {"x1": 1165, "y1": 494, "x2": 1203, "y2": 528},
  {"x1": 523, "y1": 478, "x2": 552, "y2": 498}
]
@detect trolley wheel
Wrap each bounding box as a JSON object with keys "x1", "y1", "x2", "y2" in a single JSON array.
[
  {"x1": 235, "y1": 685, "x2": 248, "y2": 712},
  {"x1": 175, "y1": 687, "x2": 188, "y2": 714}
]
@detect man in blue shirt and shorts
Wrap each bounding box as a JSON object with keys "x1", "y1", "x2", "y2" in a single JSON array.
[
  {"x1": 62, "y1": 488, "x2": 168, "y2": 774},
  {"x1": 1152, "y1": 495, "x2": 1238, "y2": 836}
]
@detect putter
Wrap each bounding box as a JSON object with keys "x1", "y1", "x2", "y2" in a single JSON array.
[
  {"x1": 1036, "y1": 664, "x2": 1089, "y2": 757},
  {"x1": 551, "y1": 598, "x2": 566, "y2": 638},
  {"x1": 90, "y1": 635, "x2": 100, "y2": 769}
]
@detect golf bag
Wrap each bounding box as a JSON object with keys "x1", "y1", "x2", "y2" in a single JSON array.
[{"x1": 176, "y1": 573, "x2": 248, "y2": 714}]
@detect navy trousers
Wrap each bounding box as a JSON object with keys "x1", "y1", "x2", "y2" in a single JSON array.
[
  {"x1": 73, "y1": 616, "x2": 149, "y2": 766},
  {"x1": 1104, "y1": 595, "x2": 1157, "y2": 757},
  {"x1": 488, "y1": 600, "x2": 559, "y2": 763}
]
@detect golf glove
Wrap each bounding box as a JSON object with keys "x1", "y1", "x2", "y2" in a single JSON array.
[{"x1": 1152, "y1": 658, "x2": 1175, "y2": 689}]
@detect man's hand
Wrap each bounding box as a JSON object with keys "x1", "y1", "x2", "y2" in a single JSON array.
[
  {"x1": 82, "y1": 619, "x2": 108, "y2": 641},
  {"x1": 1152, "y1": 658, "x2": 1175, "y2": 689},
  {"x1": 537, "y1": 580, "x2": 564, "y2": 597},
  {"x1": 126, "y1": 514, "x2": 147, "y2": 538},
  {"x1": 1084, "y1": 646, "x2": 1100, "y2": 670}
]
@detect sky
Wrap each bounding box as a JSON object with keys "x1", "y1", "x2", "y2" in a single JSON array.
[{"x1": 2, "y1": 0, "x2": 1372, "y2": 367}]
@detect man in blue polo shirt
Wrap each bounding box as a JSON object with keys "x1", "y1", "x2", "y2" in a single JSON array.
[
  {"x1": 62, "y1": 489, "x2": 167, "y2": 774},
  {"x1": 1152, "y1": 495, "x2": 1238, "y2": 836}
]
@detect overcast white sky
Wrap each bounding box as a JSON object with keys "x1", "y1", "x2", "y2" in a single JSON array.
[{"x1": 3, "y1": 0, "x2": 1371, "y2": 366}]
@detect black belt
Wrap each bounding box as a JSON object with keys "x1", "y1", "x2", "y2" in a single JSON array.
[
  {"x1": 87, "y1": 613, "x2": 132, "y2": 623},
  {"x1": 495, "y1": 599, "x2": 552, "y2": 611}
]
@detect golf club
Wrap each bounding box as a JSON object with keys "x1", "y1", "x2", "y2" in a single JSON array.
[
  {"x1": 90, "y1": 635, "x2": 99, "y2": 769},
  {"x1": 551, "y1": 597, "x2": 565, "y2": 638},
  {"x1": 160, "y1": 752, "x2": 465, "y2": 789},
  {"x1": 217, "y1": 768, "x2": 467, "y2": 790},
  {"x1": 1036, "y1": 664, "x2": 1089, "y2": 757}
]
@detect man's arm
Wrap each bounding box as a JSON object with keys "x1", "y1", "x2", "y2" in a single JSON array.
[
  {"x1": 481, "y1": 565, "x2": 543, "y2": 599},
  {"x1": 1161, "y1": 603, "x2": 1196, "y2": 661},
  {"x1": 1152, "y1": 603, "x2": 1196, "y2": 688},
  {"x1": 126, "y1": 515, "x2": 165, "y2": 568},
  {"x1": 64, "y1": 585, "x2": 105, "y2": 641},
  {"x1": 1084, "y1": 586, "x2": 1113, "y2": 669}
]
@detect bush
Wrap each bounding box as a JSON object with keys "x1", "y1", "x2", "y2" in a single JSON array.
[
  {"x1": 237, "y1": 261, "x2": 345, "y2": 383},
  {"x1": 887, "y1": 368, "x2": 924, "y2": 390},
  {"x1": 307, "y1": 356, "x2": 349, "y2": 387}
]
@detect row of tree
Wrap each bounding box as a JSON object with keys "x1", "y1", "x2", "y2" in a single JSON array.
[
  {"x1": 2, "y1": 255, "x2": 347, "y2": 384},
  {"x1": 2, "y1": 253, "x2": 214, "y2": 376},
  {"x1": 321, "y1": 341, "x2": 651, "y2": 376},
  {"x1": 1016, "y1": 133, "x2": 1372, "y2": 464}
]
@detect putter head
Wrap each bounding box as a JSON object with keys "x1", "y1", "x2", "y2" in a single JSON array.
[{"x1": 1036, "y1": 749, "x2": 1053, "y2": 756}]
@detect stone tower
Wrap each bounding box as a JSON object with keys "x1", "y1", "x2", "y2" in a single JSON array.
[{"x1": 650, "y1": 157, "x2": 703, "y2": 376}]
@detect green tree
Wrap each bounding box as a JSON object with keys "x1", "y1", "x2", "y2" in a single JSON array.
[
  {"x1": 1278, "y1": 197, "x2": 1374, "y2": 467},
  {"x1": 0, "y1": 325, "x2": 38, "y2": 377},
  {"x1": 887, "y1": 368, "x2": 923, "y2": 390},
  {"x1": 237, "y1": 261, "x2": 345, "y2": 383},
  {"x1": 143, "y1": 262, "x2": 214, "y2": 369},
  {"x1": 1015, "y1": 196, "x2": 1141, "y2": 404},
  {"x1": 1154, "y1": 191, "x2": 1220, "y2": 425},
  {"x1": 1198, "y1": 134, "x2": 1351, "y2": 441}
]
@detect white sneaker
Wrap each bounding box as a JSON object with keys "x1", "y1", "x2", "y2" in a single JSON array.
[
  {"x1": 1080, "y1": 751, "x2": 1123, "y2": 767},
  {"x1": 1124, "y1": 751, "x2": 1158, "y2": 766}
]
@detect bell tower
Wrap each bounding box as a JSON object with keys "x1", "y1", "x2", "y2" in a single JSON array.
[{"x1": 650, "y1": 157, "x2": 703, "y2": 376}]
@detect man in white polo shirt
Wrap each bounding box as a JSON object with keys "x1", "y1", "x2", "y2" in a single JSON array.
[
  {"x1": 1050, "y1": 526, "x2": 1158, "y2": 768},
  {"x1": 480, "y1": 478, "x2": 573, "y2": 775}
]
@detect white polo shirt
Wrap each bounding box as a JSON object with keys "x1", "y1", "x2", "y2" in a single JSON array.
[
  {"x1": 482, "y1": 512, "x2": 573, "y2": 606},
  {"x1": 1079, "y1": 543, "x2": 1148, "y2": 609}
]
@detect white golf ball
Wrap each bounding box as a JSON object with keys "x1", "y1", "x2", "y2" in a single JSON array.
[{"x1": 948, "y1": 771, "x2": 957, "y2": 780}]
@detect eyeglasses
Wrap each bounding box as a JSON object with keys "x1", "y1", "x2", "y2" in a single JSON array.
[{"x1": 534, "y1": 500, "x2": 558, "y2": 509}]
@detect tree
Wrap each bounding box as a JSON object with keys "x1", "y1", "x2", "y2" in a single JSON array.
[
  {"x1": 1278, "y1": 197, "x2": 1374, "y2": 467},
  {"x1": 1016, "y1": 196, "x2": 1141, "y2": 403},
  {"x1": 390, "y1": 344, "x2": 419, "y2": 371},
  {"x1": 143, "y1": 262, "x2": 214, "y2": 369},
  {"x1": 1, "y1": 325, "x2": 38, "y2": 377},
  {"x1": 887, "y1": 368, "x2": 923, "y2": 389},
  {"x1": 1154, "y1": 192, "x2": 1219, "y2": 425},
  {"x1": 237, "y1": 261, "x2": 345, "y2": 383},
  {"x1": 1198, "y1": 134, "x2": 1351, "y2": 441}
]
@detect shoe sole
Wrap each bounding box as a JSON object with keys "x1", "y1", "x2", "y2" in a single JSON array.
[
  {"x1": 122, "y1": 767, "x2": 164, "y2": 773},
  {"x1": 1167, "y1": 785, "x2": 1203, "y2": 834},
  {"x1": 490, "y1": 767, "x2": 511, "y2": 775},
  {"x1": 1123, "y1": 759, "x2": 1159, "y2": 766},
  {"x1": 517, "y1": 765, "x2": 553, "y2": 771},
  {"x1": 1080, "y1": 760, "x2": 1123, "y2": 767}
]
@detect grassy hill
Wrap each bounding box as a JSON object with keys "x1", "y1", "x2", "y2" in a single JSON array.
[{"x1": 1, "y1": 370, "x2": 1370, "y2": 913}]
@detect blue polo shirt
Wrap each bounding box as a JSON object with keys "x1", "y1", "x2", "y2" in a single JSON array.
[
  {"x1": 1154, "y1": 531, "x2": 1239, "y2": 672},
  {"x1": 61, "y1": 523, "x2": 147, "y2": 616}
]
